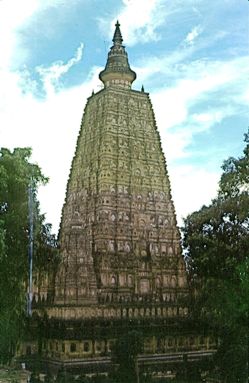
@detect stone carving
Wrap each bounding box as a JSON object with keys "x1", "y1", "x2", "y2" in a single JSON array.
[{"x1": 50, "y1": 21, "x2": 188, "y2": 318}]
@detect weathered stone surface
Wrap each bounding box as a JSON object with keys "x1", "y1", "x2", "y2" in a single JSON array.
[
  {"x1": 19, "y1": 24, "x2": 218, "y2": 375},
  {"x1": 53, "y1": 22, "x2": 188, "y2": 311}
]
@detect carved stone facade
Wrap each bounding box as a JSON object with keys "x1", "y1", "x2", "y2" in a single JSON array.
[
  {"x1": 24, "y1": 22, "x2": 217, "y2": 374},
  {"x1": 54, "y1": 22, "x2": 188, "y2": 310}
]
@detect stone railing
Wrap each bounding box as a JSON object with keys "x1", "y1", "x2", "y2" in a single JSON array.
[{"x1": 37, "y1": 303, "x2": 189, "y2": 321}]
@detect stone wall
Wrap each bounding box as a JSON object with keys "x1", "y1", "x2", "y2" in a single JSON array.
[{"x1": 54, "y1": 86, "x2": 188, "y2": 309}]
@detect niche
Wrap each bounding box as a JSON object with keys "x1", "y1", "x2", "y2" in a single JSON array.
[{"x1": 140, "y1": 279, "x2": 150, "y2": 294}]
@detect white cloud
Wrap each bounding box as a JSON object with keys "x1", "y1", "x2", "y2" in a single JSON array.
[
  {"x1": 116, "y1": 0, "x2": 165, "y2": 45},
  {"x1": 0, "y1": 0, "x2": 37, "y2": 68},
  {"x1": 0, "y1": 0, "x2": 70, "y2": 69},
  {"x1": 158, "y1": 107, "x2": 234, "y2": 165},
  {"x1": 1, "y1": 0, "x2": 248, "y2": 236},
  {"x1": 98, "y1": 0, "x2": 167, "y2": 46},
  {"x1": 2, "y1": 51, "x2": 247, "y2": 234},
  {"x1": 184, "y1": 25, "x2": 202, "y2": 46},
  {"x1": 170, "y1": 165, "x2": 220, "y2": 226},
  {"x1": 143, "y1": 50, "x2": 248, "y2": 224},
  {"x1": 0, "y1": 1, "x2": 96, "y2": 234},
  {"x1": 145, "y1": 55, "x2": 248, "y2": 161},
  {"x1": 192, "y1": 110, "x2": 228, "y2": 124},
  {"x1": 35, "y1": 68, "x2": 101, "y2": 233},
  {"x1": 0, "y1": 62, "x2": 102, "y2": 233},
  {"x1": 134, "y1": 29, "x2": 233, "y2": 83},
  {"x1": 36, "y1": 43, "x2": 84, "y2": 97}
]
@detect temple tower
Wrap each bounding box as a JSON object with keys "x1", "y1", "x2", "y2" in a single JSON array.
[
  {"x1": 54, "y1": 21, "x2": 187, "y2": 307},
  {"x1": 20, "y1": 23, "x2": 217, "y2": 375}
]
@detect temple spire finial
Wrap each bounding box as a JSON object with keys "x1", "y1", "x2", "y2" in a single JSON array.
[
  {"x1": 112, "y1": 20, "x2": 123, "y2": 46},
  {"x1": 99, "y1": 20, "x2": 136, "y2": 88}
]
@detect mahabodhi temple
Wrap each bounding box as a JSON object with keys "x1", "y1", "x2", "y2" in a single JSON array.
[{"x1": 18, "y1": 22, "x2": 217, "y2": 377}]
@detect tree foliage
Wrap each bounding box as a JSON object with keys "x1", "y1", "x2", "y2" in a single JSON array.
[
  {"x1": 182, "y1": 131, "x2": 249, "y2": 381},
  {"x1": 219, "y1": 130, "x2": 249, "y2": 198},
  {"x1": 111, "y1": 330, "x2": 142, "y2": 383},
  {"x1": 183, "y1": 195, "x2": 248, "y2": 282},
  {"x1": 0, "y1": 148, "x2": 57, "y2": 363}
]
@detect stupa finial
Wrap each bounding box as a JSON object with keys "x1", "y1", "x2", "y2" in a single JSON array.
[
  {"x1": 112, "y1": 20, "x2": 123, "y2": 46},
  {"x1": 99, "y1": 21, "x2": 136, "y2": 88}
]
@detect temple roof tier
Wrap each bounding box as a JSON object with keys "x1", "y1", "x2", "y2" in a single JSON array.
[{"x1": 99, "y1": 21, "x2": 136, "y2": 88}]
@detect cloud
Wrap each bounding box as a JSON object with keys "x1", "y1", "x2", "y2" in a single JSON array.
[
  {"x1": 158, "y1": 107, "x2": 234, "y2": 163},
  {"x1": 116, "y1": 0, "x2": 166, "y2": 45},
  {"x1": 36, "y1": 43, "x2": 84, "y2": 97},
  {"x1": 140, "y1": 41, "x2": 248, "y2": 226},
  {"x1": 98, "y1": 0, "x2": 167, "y2": 46},
  {"x1": 1, "y1": 0, "x2": 248, "y2": 236},
  {"x1": 0, "y1": 0, "x2": 71, "y2": 69},
  {"x1": 184, "y1": 25, "x2": 202, "y2": 46},
  {"x1": 0, "y1": 0, "x2": 38, "y2": 68},
  {"x1": 191, "y1": 110, "x2": 228, "y2": 125},
  {"x1": 170, "y1": 165, "x2": 220, "y2": 226},
  {"x1": 0, "y1": 1, "x2": 95, "y2": 234},
  {"x1": 2, "y1": 50, "x2": 247, "y2": 234},
  {"x1": 139, "y1": 54, "x2": 249, "y2": 161},
  {"x1": 134, "y1": 28, "x2": 233, "y2": 84},
  {"x1": 0, "y1": 61, "x2": 102, "y2": 233}
]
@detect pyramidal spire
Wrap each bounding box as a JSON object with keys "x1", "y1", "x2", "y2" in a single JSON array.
[
  {"x1": 112, "y1": 20, "x2": 123, "y2": 46},
  {"x1": 99, "y1": 21, "x2": 136, "y2": 89}
]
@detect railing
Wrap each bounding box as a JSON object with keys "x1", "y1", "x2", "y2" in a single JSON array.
[{"x1": 37, "y1": 349, "x2": 215, "y2": 368}]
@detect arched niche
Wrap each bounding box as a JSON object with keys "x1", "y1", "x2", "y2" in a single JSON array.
[{"x1": 140, "y1": 278, "x2": 150, "y2": 294}]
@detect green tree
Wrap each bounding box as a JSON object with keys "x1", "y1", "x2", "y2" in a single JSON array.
[
  {"x1": 182, "y1": 131, "x2": 249, "y2": 381},
  {"x1": 112, "y1": 331, "x2": 142, "y2": 383},
  {"x1": 0, "y1": 148, "x2": 55, "y2": 363},
  {"x1": 219, "y1": 130, "x2": 249, "y2": 198}
]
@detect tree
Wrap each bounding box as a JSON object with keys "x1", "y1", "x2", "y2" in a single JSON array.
[
  {"x1": 111, "y1": 331, "x2": 142, "y2": 383},
  {"x1": 182, "y1": 131, "x2": 249, "y2": 381},
  {"x1": 0, "y1": 148, "x2": 56, "y2": 363},
  {"x1": 219, "y1": 130, "x2": 249, "y2": 198}
]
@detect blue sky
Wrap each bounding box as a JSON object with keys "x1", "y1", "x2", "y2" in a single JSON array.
[{"x1": 0, "y1": 0, "x2": 248, "y2": 234}]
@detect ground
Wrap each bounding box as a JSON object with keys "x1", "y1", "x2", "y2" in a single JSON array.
[{"x1": 0, "y1": 368, "x2": 30, "y2": 383}]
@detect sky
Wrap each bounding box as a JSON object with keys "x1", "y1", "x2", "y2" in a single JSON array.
[{"x1": 0, "y1": 0, "x2": 248, "y2": 235}]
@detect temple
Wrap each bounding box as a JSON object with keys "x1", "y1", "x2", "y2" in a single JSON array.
[
  {"x1": 54, "y1": 20, "x2": 187, "y2": 308},
  {"x1": 19, "y1": 22, "x2": 217, "y2": 377}
]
